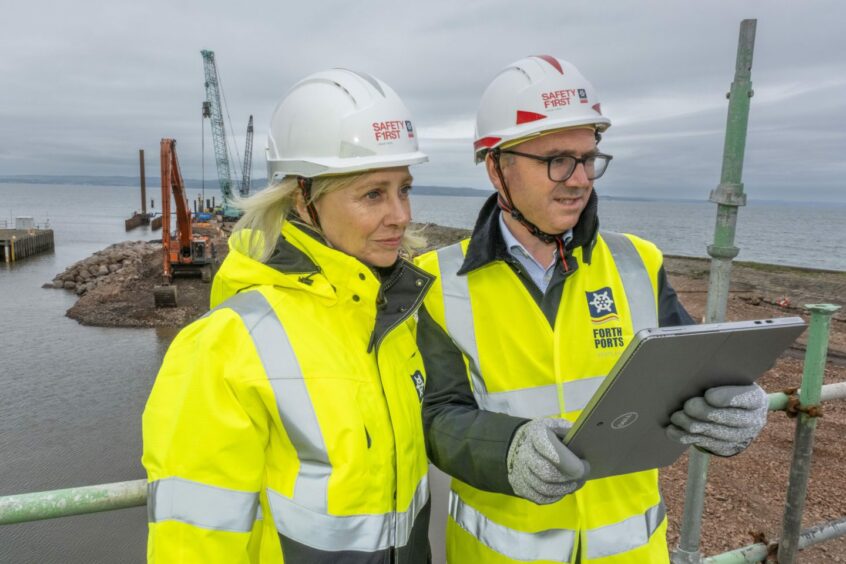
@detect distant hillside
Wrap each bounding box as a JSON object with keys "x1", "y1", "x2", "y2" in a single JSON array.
[
  {"x1": 0, "y1": 175, "x2": 490, "y2": 197},
  {"x1": 413, "y1": 185, "x2": 491, "y2": 197},
  {"x1": 0, "y1": 175, "x2": 264, "y2": 190}
]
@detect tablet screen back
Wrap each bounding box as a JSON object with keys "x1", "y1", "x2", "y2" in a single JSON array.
[{"x1": 564, "y1": 317, "x2": 806, "y2": 480}]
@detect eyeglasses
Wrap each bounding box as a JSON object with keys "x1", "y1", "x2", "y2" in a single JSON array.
[{"x1": 498, "y1": 150, "x2": 613, "y2": 182}]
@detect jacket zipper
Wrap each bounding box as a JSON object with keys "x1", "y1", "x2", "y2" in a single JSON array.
[{"x1": 368, "y1": 264, "x2": 429, "y2": 353}]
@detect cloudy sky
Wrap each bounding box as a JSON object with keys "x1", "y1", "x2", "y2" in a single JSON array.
[{"x1": 2, "y1": 0, "x2": 844, "y2": 203}]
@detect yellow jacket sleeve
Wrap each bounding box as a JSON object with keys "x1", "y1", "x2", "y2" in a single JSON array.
[{"x1": 142, "y1": 310, "x2": 273, "y2": 564}]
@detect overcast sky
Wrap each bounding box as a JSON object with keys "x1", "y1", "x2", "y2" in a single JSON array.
[{"x1": 2, "y1": 0, "x2": 844, "y2": 203}]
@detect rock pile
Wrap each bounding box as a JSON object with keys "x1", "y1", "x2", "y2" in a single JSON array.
[{"x1": 48, "y1": 241, "x2": 159, "y2": 296}]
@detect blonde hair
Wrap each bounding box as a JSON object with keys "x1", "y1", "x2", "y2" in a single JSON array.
[{"x1": 233, "y1": 172, "x2": 425, "y2": 263}]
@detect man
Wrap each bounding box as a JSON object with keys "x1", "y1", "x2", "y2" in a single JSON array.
[{"x1": 416, "y1": 55, "x2": 769, "y2": 563}]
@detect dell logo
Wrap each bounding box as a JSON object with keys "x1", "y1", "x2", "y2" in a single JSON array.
[{"x1": 611, "y1": 412, "x2": 639, "y2": 430}]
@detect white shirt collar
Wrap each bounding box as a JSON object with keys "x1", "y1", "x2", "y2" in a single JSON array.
[{"x1": 498, "y1": 211, "x2": 572, "y2": 268}]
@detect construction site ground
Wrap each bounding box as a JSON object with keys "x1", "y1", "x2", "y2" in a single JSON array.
[{"x1": 56, "y1": 223, "x2": 846, "y2": 561}]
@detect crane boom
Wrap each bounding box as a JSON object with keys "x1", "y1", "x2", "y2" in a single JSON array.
[
  {"x1": 241, "y1": 115, "x2": 254, "y2": 197},
  {"x1": 200, "y1": 49, "x2": 236, "y2": 216}
]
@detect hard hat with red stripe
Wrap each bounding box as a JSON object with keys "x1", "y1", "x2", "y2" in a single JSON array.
[{"x1": 473, "y1": 55, "x2": 611, "y2": 163}]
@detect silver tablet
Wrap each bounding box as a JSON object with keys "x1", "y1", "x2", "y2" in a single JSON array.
[{"x1": 563, "y1": 317, "x2": 806, "y2": 480}]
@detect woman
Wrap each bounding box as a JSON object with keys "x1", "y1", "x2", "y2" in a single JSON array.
[{"x1": 142, "y1": 68, "x2": 434, "y2": 563}]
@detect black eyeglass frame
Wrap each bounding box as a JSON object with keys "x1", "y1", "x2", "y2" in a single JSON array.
[{"x1": 497, "y1": 149, "x2": 613, "y2": 182}]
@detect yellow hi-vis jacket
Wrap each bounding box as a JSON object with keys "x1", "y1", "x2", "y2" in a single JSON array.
[
  {"x1": 417, "y1": 226, "x2": 673, "y2": 564},
  {"x1": 142, "y1": 221, "x2": 434, "y2": 563}
]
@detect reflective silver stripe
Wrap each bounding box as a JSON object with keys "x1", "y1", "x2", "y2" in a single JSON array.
[
  {"x1": 562, "y1": 376, "x2": 605, "y2": 413},
  {"x1": 436, "y1": 243, "x2": 490, "y2": 404},
  {"x1": 148, "y1": 477, "x2": 259, "y2": 533},
  {"x1": 436, "y1": 242, "x2": 628, "y2": 416},
  {"x1": 485, "y1": 383, "x2": 560, "y2": 417},
  {"x1": 267, "y1": 475, "x2": 430, "y2": 551},
  {"x1": 480, "y1": 375, "x2": 606, "y2": 417},
  {"x1": 215, "y1": 292, "x2": 430, "y2": 550},
  {"x1": 213, "y1": 291, "x2": 331, "y2": 512},
  {"x1": 448, "y1": 490, "x2": 575, "y2": 562},
  {"x1": 450, "y1": 490, "x2": 666, "y2": 561},
  {"x1": 585, "y1": 500, "x2": 666, "y2": 559},
  {"x1": 601, "y1": 232, "x2": 658, "y2": 334}
]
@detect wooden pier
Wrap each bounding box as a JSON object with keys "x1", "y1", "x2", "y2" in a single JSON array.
[
  {"x1": 1, "y1": 229, "x2": 55, "y2": 263},
  {"x1": 124, "y1": 212, "x2": 151, "y2": 231}
]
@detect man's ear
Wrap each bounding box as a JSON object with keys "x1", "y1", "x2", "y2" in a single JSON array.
[{"x1": 485, "y1": 153, "x2": 505, "y2": 197}]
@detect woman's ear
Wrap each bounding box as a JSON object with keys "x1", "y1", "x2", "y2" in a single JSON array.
[{"x1": 293, "y1": 189, "x2": 311, "y2": 225}]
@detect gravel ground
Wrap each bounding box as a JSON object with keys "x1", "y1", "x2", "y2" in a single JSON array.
[
  {"x1": 662, "y1": 256, "x2": 846, "y2": 562},
  {"x1": 53, "y1": 224, "x2": 846, "y2": 561},
  {"x1": 63, "y1": 224, "x2": 229, "y2": 327}
]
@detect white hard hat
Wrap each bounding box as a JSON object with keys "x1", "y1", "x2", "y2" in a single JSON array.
[
  {"x1": 266, "y1": 68, "x2": 428, "y2": 179},
  {"x1": 474, "y1": 55, "x2": 611, "y2": 163}
]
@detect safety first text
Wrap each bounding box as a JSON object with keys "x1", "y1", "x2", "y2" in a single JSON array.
[
  {"x1": 372, "y1": 121, "x2": 405, "y2": 141},
  {"x1": 541, "y1": 89, "x2": 577, "y2": 109}
]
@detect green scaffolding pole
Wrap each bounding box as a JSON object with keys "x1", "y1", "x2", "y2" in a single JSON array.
[
  {"x1": 673, "y1": 19, "x2": 757, "y2": 564},
  {"x1": 777, "y1": 304, "x2": 841, "y2": 563},
  {"x1": 703, "y1": 516, "x2": 846, "y2": 563},
  {"x1": 704, "y1": 305, "x2": 843, "y2": 562},
  {"x1": 0, "y1": 479, "x2": 146, "y2": 525},
  {"x1": 768, "y1": 381, "x2": 846, "y2": 411}
]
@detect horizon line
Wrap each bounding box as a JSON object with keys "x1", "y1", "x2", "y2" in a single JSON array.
[{"x1": 1, "y1": 174, "x2": 843, "y2": 206}]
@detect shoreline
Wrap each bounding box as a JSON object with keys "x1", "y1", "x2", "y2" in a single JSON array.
[
  {"x1": 665, "y1": 254, "x2": 846, "y2": 277},
  {"x1": 45, "y1": 224, "x2": 846, "y2": 334},
  {"x1": 47, "y1": 223, "x2": 844, "y2": 332}
]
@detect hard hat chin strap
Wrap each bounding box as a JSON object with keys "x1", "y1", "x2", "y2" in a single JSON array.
[
  {"x1": 491, "y1": 150, "x2": 570, "y2": 270},
  {"x1": 298, "y1": 177, "x2": 323, "y2": 232}
]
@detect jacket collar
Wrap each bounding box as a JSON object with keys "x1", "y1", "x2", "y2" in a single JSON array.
[
  {"x1": 265, "y1": 221, "x2": 323, "y2": 275},
  {"x1": 457, "y1": 190, "x2": 600, "y2": 275},
  {"x1": 268, "y1": 222, "x2": 435, "y2": 353}
]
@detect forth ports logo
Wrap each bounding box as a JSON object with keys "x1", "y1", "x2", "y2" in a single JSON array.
[
  {"x1": 586, "y1": 287, "x2": 625, "y2": 350},
  {"x1": 586, "y1": 287, "x2": 619, "y2": 324}
]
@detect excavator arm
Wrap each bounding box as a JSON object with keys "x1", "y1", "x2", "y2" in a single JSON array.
[
  {"x1": 164, "y1": 139, "x2": 194, "y2": 257},
  {"x1": 154, "y1": 138, "x2": 214, "y2": 307}
]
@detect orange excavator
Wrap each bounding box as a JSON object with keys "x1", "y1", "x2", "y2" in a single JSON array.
[{"x1": 153, "y1": 138, "x2": 215, "y2": 307}]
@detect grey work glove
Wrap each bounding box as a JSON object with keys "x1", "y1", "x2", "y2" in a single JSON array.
[
  {"x1": 506, "y1": 418, "x2": 590, "y2": 505},
  {"x1": 666, "y1": 384, "x2": 769, "y2": 457}
]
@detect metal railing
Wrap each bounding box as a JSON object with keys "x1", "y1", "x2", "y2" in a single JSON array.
[
  {"x1": 0, "y1": 480, "x2": 146, "y2": 525},
  {"x1": 672, "y1": 17, "x2": 846, "y2": 564},
  {"x1": 676, "y1": 19, "x2": 758, "y2": 562},
  {"x1": 701, "y1": 304, "x2": 845, "y2": 562},
  {"x1": 2, "y1": 309, "x2": 844, "y2": 562}
]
